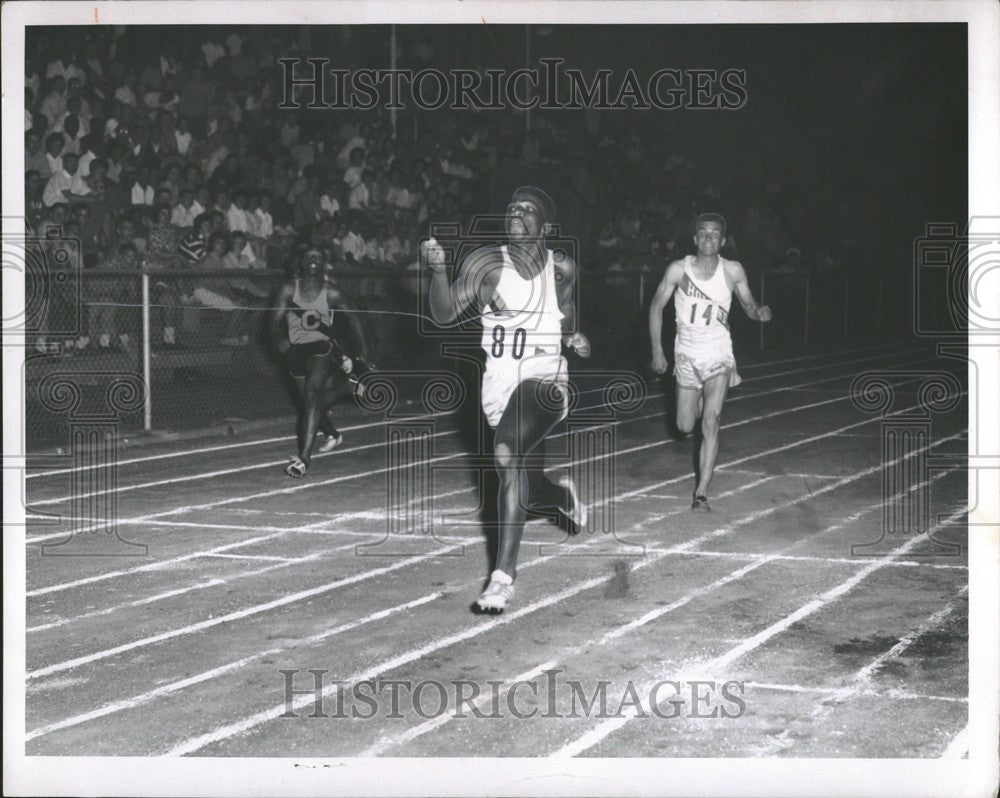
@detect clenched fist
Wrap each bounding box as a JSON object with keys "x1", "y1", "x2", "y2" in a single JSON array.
[
  {"x1": 421, "y1": 237, "x2": 448, "y2": 273},
  {"x1": 651, "y1": 350, "x2": 669, "y2": 374}
]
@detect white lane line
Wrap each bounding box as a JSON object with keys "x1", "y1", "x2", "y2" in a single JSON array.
[
  {"x1": 744, "y1": 682, "x2": 967, "y2": 703},
  {"x1": 24, "y1": 591, "x2": 443, "y2": 742},
  {"x1": 26, "y1": 378, "x2": 952, "y2": 594},
  {"x1": 26, "y1": 543, "x2": 461, "y2": 681},
  {"x1": 940, "y1": 724, "x2": 969, "y2": 758},
  {"x1": 26, "y1": 430, "x2": 461, "y2": 509},
  {"x1": 549, "y1": 506, "x2": 968, "y2": 758},
  {"x1": 22, "y1": 473, "x2": 801, "y2": 742},
  {"x1": 719, "y1": 469, "x2": 846, "y2": 480},
  {"x1": 160, "y1": 433, "x2": 958, "y2": 756},
  {"x1": 25, "y1": 348, "x2": 932, "y2": 510},
  {"x1": 642, "y1": 548, "x2": 968, "y2": 571},
  {"x1": 25, "y1": 343, "x2": 921, "y2": 480},
  {"x1": 757, "y1": 585, "x2": 969, "y2": 754},
  {"x1": 603, "y1": 390, "x2": 960, "y2": 509},
  {"x1": 26, "y1": 486, "x2": 478, "y2": 598},
  {"x1": 361, "y1": 558, "x2": 776, "y2": 757},
  {"x1": 360, "y1": 465, "x2": 960, "y2": 756},
  {"x1": 196, "y1": 553, "x2": 301, "y2": 563},
  {"x1": 26, "y1": 549, "x2": 339, "y2": 634}
]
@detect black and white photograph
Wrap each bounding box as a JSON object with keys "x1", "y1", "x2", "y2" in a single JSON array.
[{"x1": 3, "y1": 2, "x2": 998, "y2": 796}]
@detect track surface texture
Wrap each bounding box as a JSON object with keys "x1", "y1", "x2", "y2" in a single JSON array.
[{"x1": 24, "y1": 343, "x2": 969, "y2": 758}]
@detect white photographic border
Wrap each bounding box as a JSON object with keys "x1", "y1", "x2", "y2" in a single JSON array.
[{"x1": 3, "y1": 2, "x2": 997, "y2": 796}]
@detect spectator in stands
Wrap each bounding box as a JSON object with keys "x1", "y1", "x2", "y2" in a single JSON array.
[
  {"x1": 39, "y1": 132, "x2": 66, "y2": 180},
  {"x1": 82, "y1": 240, "x2": 140, "y2": 353},
  {"x1": 76, "y1": 134, "x2": 99, "y2": 176},
  {"x1": 43, "y1": 151, "x2": 80, "y2": 207},
  {"x1": 250, "y1": 191, "x2": 274, "y2": 240},
  {"x1": 378, "y1": 222, "x2": 408, "y2": 266},
  {"x1": 71, "y1": 203, "x2": 104, "y2": 264},
  {"x1": 174, "y1": 114, "x2": 194, "y2": 157},
  {"x1": 349, "y1": 168, "x2": 376, "y2": 211},
  {"x1": 172, "y1": 187, "x2": 203, "y2": 229},
  {"x1": 39, "y1": 75, "x2": 68, "y2": 129},
  {"x1": 26, "y1": 130, "x2": 48, "y2": 176},
  {"x1": 26, "y1": 171, "x2": 46, "y2": 231},
  {"x1": 343, "y1": 146, "x2": 365, "y2": 189},
  {"x1": 292, "y1": 173, "x2": 322, "y2": 230},
  {"x1": 143, "y1": 204, "x2": 185, "y2": 348},
  {"x1": 320, "y1": 178, "x2": 342, "y2": 219},
  {"x1": 59, "y1": 114, "x2": 84, "y2": 155},
  {"x1": 180, "y1": 212, "x2": 212, "y2": 265},
  {"x1": 338, "y1": 212, "x2": 366, "y2": 263},
  {"x1": 226, "y1": 189, "x2": 252, "y2": 233},
  {"x1": 191, "y1": 231, "x2": 251, "y2": 346},
  {"x1": 128, "y1": 164, "x2": 155, "y2": 206}
]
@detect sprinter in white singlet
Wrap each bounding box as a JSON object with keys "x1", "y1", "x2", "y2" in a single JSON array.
[
  {"x1": 423, "y1": 187, "x2": 591, "y2": 614},
  {"x1": 649, "y1": 213, "x2": 772, "y2": 511}
]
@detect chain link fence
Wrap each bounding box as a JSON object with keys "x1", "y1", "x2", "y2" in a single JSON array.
[{"x1": 24, "y1": 258, "x2": 912, "y2": 451}]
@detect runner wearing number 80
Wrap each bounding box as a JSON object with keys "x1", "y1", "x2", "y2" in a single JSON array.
[
  {"x1": 648, "y1": 213, "x2": 772, "y2": 512},
  {"x1": 423, "y1": 186, "x2": 591, "y2": 614}
]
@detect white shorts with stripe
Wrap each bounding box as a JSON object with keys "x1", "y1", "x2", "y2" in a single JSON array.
[{"x1": 674, "y1": 340, "x2": 742, "y2": 391}]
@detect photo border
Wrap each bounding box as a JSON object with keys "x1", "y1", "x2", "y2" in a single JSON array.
[{"x1": 3, "y1": 2, "x2": 997, "y2": 796}]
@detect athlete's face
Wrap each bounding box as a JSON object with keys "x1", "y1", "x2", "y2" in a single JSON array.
[
  {"x1": 300, "y1": 250, "x2": 324, "y2": 277},
  {"x1": 694, "y1": 222, "x2": 725, "y2": 256},
  {"x1": 505, "y1": 198, "x2": 547, "y2": 241}
]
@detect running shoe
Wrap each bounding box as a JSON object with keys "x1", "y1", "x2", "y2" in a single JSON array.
[
  {"x1": 285, "y1": 456, "x2": 308, "y2": 478},
  {"x1": 558, "y1": 474, "x2": 588, "y2": 531},
  {"x1": 474, "y1": 570, "x2": 515, "y2": 614},
  {"x1": 691, "y1": 494, "x2": 711, "y2": 512},
  {"x1": 316, "y1": 432, "x2": 343, "y2": 453}
]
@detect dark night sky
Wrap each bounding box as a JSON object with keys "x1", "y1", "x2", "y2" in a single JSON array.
[
  {"x1": 46, "y1": 22, "x2": 968, "y2": 273},
  {"x1": 394, "y1": 22, "x2": 968, "y2": 269}
]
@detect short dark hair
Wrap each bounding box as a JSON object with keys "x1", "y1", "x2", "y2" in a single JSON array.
[
  {"x1": 695, "y1": 212, "x2": 727, "y2": 236},
  {"x1": 510, "y1": 186, "x2": 556, "y2": 222}
]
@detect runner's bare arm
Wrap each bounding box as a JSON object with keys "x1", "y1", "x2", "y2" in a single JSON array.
[
  {"x1": 327, "y1": 283, "x2": 371, "y2": 361},
  {"x1": 648, "y1": 259, "x2": 685, "y2": 373},
  {"x1": 423, "y1": 241, "x2": 501, "y2": 325},
  {"x1": 727, "y1": 261, "x2": 772, "y2": 322},
  {"x1": 270, "y1": 282, "x2": 295, "y2": 352},
  {"x1": 553, "y1": 250, "x2": 590, "y2": 357}
]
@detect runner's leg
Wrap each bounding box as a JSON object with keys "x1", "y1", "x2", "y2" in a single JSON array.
[
  {"x1": 300, "y1": 352, "x2": 335, "y2": 466},
  {"x1": 676, "y1": 383, "x2": 702, "y2": 434},
  {"x1": 492, "y1": 379, "x2": 566, "y2": 580},
  {"x1": 694, "y1": 372, "x2": 729, "y2": 497}
]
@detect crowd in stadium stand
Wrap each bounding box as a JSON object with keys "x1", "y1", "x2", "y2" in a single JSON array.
[{"x1": 25, "y1": 26, "x2": 812, "y2": 355}]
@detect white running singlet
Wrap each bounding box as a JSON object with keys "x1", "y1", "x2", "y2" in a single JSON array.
[
  {"x1": 672, "y1": 255, "x2": 742, "y2": 389},
  {"x1": 479, "y1": 246, "x2": 568, "y2": 428},
  {"x1": 287, "y1": 279, "x2": 333, "y2": 345}
]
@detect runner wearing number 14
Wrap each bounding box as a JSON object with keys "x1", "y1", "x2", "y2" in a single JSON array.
[
  {"x1": 648, "y1": 213, "x2": 772, "y2": 511},
  {"x1": 423, "y1": 186, "x2": 591, "y2": 614}
]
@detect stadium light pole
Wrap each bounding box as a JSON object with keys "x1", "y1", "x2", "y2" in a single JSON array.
[{"x1": 390, "y1": 24, "x2": 397, "y2": 139}]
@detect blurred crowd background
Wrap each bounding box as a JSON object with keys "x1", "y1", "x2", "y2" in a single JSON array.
[{"x1": 22, "y1": 23, "x2": 958, "y2": 443}]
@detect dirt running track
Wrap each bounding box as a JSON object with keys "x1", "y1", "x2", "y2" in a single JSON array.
[{"x1": 23, "y1": 342, "x2": 969, "y2": 758}]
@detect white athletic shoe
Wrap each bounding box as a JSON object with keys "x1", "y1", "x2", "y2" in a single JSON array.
[
  {"x1": 285, "y1": 456, "x2": 308, "y2": 478},
  {"x1": 315, "y1": 432, "x2": 343, "y2": 453},
  {"x1": 474, "y1": 570, "x2": 515, "y2": 614},
  {"x1": 559, "y1": 475, "x2": 588, "y2": 530}
]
